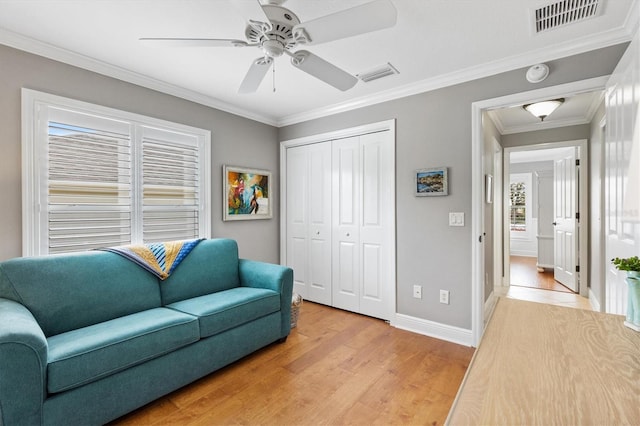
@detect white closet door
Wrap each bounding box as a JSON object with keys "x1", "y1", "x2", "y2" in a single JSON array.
[
  {"x1": 286, "y1": 142, "x2": 332, "y2": 304},
  {"x1": 359, "y1": 132, "x2": 393, "y2": 319},
  {"x1": 307, "y1": 142, "x2": 332, "y2": 305},
  {"x1": 332, "y1": 136, "x2": 361, "y2": 312},
  {"x1": 286, "y1": 146, "x2": 310, "y2": 298}
]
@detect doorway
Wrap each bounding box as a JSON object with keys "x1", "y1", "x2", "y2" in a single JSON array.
[
  {"x1": 505, "y1": 144, "x2": 585, "y2": 296},
  {"x1": 470, "y1": 76, "x2": 607, "y2": 345}
]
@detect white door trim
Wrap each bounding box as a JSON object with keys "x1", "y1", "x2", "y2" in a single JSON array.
[{"x1": 471, "y1": 76, "x2": 607, "y2": 346}]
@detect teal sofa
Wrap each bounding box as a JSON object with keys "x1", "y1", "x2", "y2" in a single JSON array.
[{"x1": 0, "y1": 238, "x2": 293, "y2": 425}]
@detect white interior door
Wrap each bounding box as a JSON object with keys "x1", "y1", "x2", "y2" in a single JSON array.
[
  {"x1": 332, "y1": 136, "x2": 360, "y2": 313},
  {"x1": 281, "y1": 120, "x2": 396, "y2": 322},
  {"x1": 286, "y1": 146, "x2": 310, "y2": 298},
  {"x1": 286, "y1": 142, "x2": 332, "y2": 305},
  {"x1": 604, "y1": 29, "x2": 640, "y2": 314},
  {"x1": 553, "y1": 148, "x2": 579, "y2": 292},
  {"x1": 358, "y1": 132, "x2": 393, "y2": 319},
  {"x1": 307, "y1": 142, "x2": 333, "y2": 305}
]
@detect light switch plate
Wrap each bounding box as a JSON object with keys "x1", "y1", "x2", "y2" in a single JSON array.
[{"x1": 449, "y1": 212, "x2": 464, "y2": 226}]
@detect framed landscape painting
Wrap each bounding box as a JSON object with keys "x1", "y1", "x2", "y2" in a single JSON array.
[
  {"x1": 415, "y1": 167, "x2": 448, "y2": 196},
  {"x1": 223, "y1": 165, "x2": 272, "y2": 221}
]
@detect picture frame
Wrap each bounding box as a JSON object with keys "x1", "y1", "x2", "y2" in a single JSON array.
[
  {"x1": 223, "y1": 165, "x2": 272, "y2": 221},
  {"x1": 415, "y1": 167, "x2": 448, "y2": 196},
  {"x1": 485, "y1": 174, "x2": 493, "y2": 204}
]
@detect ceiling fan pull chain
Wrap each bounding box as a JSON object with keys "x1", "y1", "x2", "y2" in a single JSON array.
[{"x1": 273, "y1": 59, "x2": 276, "y2": 93}]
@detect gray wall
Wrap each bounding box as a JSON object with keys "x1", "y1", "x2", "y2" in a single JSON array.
[
  {"x1": 502, "y1": 124, "x2": 591, "y2": 147},
  {"x1": 0, "y1": 44, "x2": 280, "y2": 263},
  {"x1": 279, "y1": 44, "x2": 627, "y2": 330}
]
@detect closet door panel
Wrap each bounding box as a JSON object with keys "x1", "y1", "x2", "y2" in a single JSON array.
[
  {"x1": 307, "y1": 142, "x2": 332, "y2": 305},
  {"x1": 359, "y1": 132, "x2": 393, "y2": 319},
  {"x1": 362, "y1": 242, "x2": 383, "y2": 300},
  {"x1": 333, "y1": 137, "x2": 360, "y2": 311},
  {"x1": 286, "y1": 147, "x2": 309, "y2": 297}
]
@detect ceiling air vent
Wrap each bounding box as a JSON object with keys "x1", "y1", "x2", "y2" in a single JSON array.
[
  {"x1": 534, "y1": 0, "x2": 601, "y2": 33},
  {"x1": 357, "y1": 63, "x2": 399, "y2": 83}
]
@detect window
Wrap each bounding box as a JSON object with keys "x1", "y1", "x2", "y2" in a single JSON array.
[
  {"x1": 22, "y1": 89, "x2": 211, "y2": 256},
  {"x1": 509, "y1": 173, "x2": 532, "y2": 238}
]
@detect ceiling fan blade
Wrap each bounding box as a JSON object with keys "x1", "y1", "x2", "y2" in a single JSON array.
[
  {"x1": 238, "y1": 57, "x2": 273, "y2": 94},
  {"x1": 139, "y1": 38, "x2": 248, "y2": 47},
  {"x1": 290, "y1": 50, "x2": 357, "y2": 91},
  {"x1": 293, "y1": 0, "x2": 396, "y2": 45}
]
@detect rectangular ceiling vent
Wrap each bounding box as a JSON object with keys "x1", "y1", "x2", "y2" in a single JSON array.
[
  {"x1": 534, "y1": 0, "x2": 601, "y2": 33},
  {"x1": 357, "y1": 63, "x2": 399, "y2": 83}
]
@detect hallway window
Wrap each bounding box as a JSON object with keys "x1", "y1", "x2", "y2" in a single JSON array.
[{"x1": 510, "y1": 173, "x2": 532, "y2": 237}]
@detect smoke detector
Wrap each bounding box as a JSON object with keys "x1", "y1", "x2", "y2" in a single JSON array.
[{"x1": 526, "y1": 64, "x2": 550, "y2": 83}]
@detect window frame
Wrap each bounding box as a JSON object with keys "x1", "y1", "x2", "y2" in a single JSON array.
[
  {"x1": 509, "y1": 172, "x2": 533, "y2": 240},
  {"x1": 22, "y1": 89, "x2": 211, "y2": 256}
]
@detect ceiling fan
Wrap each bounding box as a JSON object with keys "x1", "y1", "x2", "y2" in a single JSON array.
[{"x1": 140, "y1": 0, "x2": 397, "y2": 94}]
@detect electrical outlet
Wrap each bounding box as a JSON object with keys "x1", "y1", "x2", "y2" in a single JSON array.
[
  {"x1": 413, "y1": 285, "x2": 422, "y2": 299},
  {"x1": 439, "y1": 289, "x2": 450, "y2": 305}
]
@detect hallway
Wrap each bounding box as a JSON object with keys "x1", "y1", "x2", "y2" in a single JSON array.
[
  {"x1": 503, "y1": 256, "x2": 591, "y2": 310},
  {"x1": 509, "y1": 255, "x2": 573, "y2": 293}
]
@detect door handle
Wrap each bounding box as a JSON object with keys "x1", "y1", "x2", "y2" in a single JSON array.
[{"x1": 552, "y1": 222, "x2": 557, "y2": 226}]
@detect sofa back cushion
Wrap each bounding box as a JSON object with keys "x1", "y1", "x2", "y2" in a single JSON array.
[
  {"x1": 0, "y1": 250, "x2": 161, "y2": 337},
  {"x1": 160, "y1": 238, "x2": 240, "y2": 305}
]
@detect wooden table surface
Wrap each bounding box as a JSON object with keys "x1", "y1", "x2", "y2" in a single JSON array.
[{"x1": 447, "y1": 297, "x2": 640, "y2": 425}]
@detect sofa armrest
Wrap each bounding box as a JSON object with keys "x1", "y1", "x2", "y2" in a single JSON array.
[
  {"x1": 0, "y1": 298, "x2": 48, "y2": 426},
  {"x1": 238, "y1": 259, "x2": 294, "y2": 338}
]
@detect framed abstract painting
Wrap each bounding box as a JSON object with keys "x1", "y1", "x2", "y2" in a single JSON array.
[{"x1": 223, "y1": 165, "x2": 272, "y2": 221}]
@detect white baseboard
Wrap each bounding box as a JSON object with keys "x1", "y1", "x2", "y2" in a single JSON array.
[
  {"x1": 391, "y1": 314, "x2": 474, "y2": 347},
  {"x1": 589, "y1": 288, "x2": 602, "y2": 312},
  {"x1": 509, "y1": 250, "x2": 537, "y2": 257},
  {"x1": 484, "y1": 291, "x2": 498, "y2": 324}
]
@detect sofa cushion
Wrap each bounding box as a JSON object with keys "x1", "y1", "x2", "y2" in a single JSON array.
[
  {"x1": 0, "y1": 251, "x2": 162, "y2": 337},
  {"x1": 47, "y1": 308, "x2": 199, "y2": 394},
  {"x1": 160, "y1": 239, "x2": 241, "y2": 305},
  {"x1": 167, "y1": 287, "x2": 280, "y2": 338}
]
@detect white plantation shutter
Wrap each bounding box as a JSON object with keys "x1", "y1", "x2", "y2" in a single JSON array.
[
  {"x1": 23, "y1": 90, "x2": 211, "y2": 256},
  {"x1": 141, "y1": 127, "x2": 201, "y2": 242},
  {"x1": 47, "y1": 114, "x2": 132, "y2": 254}
]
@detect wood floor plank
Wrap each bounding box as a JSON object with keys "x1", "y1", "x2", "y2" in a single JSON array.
[{"x1": 111, "y1": 302, "x2": 474, "y2": 426}]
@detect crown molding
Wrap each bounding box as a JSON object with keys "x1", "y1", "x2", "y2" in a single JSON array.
[
  {"x1": 1, "y1": 0, "x2": 637, "y2": 130},
  {"x1": 499, "y1": 116, "x2": 592, "y2": 135},
  {"x1": 0, "y1": 28, "x2": 279, "y2": 127},
  {"x1": 277, "y1": 22, "x2": 635, "y2": 127},
  {"x1": 486, "y1": 110, "x2": 507, "y2": 134}
]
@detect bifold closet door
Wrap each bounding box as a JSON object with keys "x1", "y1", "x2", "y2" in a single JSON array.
[
  {"x1": 332, "y1": 132, "x2": 393, "y2": 320},
  {"x1": 285, "y1": 142, "x2": 332, "y2": 305}
]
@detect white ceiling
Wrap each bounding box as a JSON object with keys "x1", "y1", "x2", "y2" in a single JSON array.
[{"x1": 0, "y1": 0, "x2": 637, "y2": 127}]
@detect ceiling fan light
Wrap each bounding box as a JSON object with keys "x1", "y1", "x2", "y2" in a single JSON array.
[{"x1": 523, "y1": 98, "x2": 564, "y2": 121}]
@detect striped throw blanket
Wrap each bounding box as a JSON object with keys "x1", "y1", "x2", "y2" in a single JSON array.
[{"x1": 99, "y1": 238, "x2": 204, "y2": 280}]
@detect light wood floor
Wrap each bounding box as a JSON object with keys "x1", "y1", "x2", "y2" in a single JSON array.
[
  {"x1": 509, "y1": 255, "x2": 573, "y2": 293},
  {"x1": 503, "y1": 257, "x2": 592, "y2": 311},
  {"x1": 111, "y1": 302, "x2": 475, "y2": 426}
]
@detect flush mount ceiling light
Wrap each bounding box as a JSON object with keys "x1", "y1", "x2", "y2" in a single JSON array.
[{"x1": 523, "y1": 98, "x2": 565, "y2": 121}]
